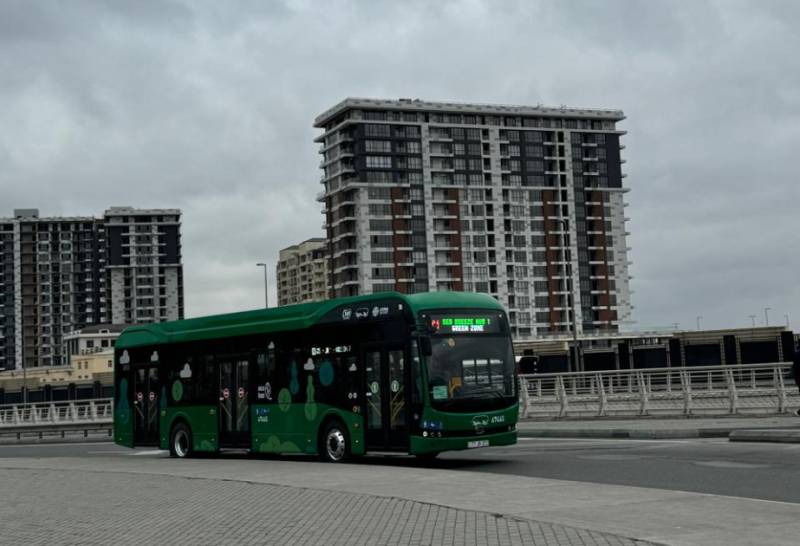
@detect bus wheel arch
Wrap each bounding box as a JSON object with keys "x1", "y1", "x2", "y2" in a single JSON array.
[
  {"x1": 317, "y1": 415, "x2": 351, "y2": 463},
  {"x1": 169, "y1": 419, "x2": 193, "y2": 458}
]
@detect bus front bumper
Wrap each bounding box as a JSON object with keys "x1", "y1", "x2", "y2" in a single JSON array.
[{"x1": 410, "y1": 430, "x2": 517, "y2": 455}]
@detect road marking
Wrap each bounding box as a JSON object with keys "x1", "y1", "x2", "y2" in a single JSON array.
[
  {"x1": 0, "y1": 441, "x2": 112, "y2": 449},
  {"x1": 132, "y1": 450, "x2": 168, "y2": 456},
  {"x1": 694, "y1": 460, "x2": 769, "y2": 469},
  {"x1": 87, "y1": 450, "x2": 127, "y2": 454},
  {"x1": 517, "y1": 437, "x2": 692, "y2": 444}
]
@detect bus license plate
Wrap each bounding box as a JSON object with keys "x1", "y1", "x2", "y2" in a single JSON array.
[{"x1": 468, "y1": 440, "x2": 489, "y2": 449}]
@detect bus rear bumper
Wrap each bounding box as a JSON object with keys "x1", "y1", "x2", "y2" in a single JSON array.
[{"x1": 410, "y1": 430, "x2": 517, "y2": 455}]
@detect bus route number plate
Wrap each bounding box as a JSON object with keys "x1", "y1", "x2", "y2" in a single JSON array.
[{"x1": 467, "y1": 440, "x2": 489, "y2": 449}]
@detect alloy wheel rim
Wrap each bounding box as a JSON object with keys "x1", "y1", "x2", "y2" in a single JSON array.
[
  {"x1": 326, "y1": 429, "x2": 346, "y2": 461},
  {"x1": 174, "y1": 430, "x2": 189, "y2": 457}
]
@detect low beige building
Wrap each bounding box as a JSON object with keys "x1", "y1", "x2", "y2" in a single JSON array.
[
  {"x1": 0, "y1": 350, "x2": 114, "y2": 403},
  {"x1": 276, "y1": 238, "x2": 329, "y2": 306}
]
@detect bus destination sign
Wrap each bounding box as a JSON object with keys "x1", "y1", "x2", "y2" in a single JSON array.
[{"x1": 428, "y1": 314, "x2": 501, "y2": 334}]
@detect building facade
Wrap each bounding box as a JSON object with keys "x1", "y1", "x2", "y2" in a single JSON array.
[
  {"x1": 516, "y1": 326, "x2": 797, "y2": 374},
  {"x1": 276, "y1": 238, "x2": 329, "y2": 306},
  {"x1": 315, "y1": 98, "x2": 632, "y2": 339},
  {"x1": 0, "y1": 208, "x2": 183, "y2": 370},
  {"x1": 63, "y1": 324, "x2": 126, "y2": 365}
]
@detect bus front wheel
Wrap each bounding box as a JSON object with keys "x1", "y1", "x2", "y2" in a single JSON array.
[
  {"x1": 319, "y1": 420, "x2": 350, "y2": 463},
  {"x1": 170, "y1": 423, "x2": 193, "y2": 459}
]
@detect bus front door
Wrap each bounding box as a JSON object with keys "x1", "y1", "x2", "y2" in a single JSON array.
[
  {"x1": 364, "y1": 344, "x2": 409, "y2": 451},
  {"x1": 219, "y1": 358, "x2": 251, "y2": 448},
  {"x1": 132, "y1": 365, "x2": 160, "y2": 446}
]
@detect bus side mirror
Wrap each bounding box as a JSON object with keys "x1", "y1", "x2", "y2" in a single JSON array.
[{"x1": 419, "y1": 336, "x2": 433, "y2": 357}]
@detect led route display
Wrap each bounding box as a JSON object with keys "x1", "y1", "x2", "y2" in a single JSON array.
[{"x1": 427, "y1": 314, "x2": 502, "y2": 335}]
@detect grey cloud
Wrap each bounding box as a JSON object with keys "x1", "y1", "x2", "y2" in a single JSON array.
[{"x1": 0, "y1": 0, "x2": 797, "y2": 331}]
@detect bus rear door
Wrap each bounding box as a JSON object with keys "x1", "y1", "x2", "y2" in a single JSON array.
[
  {"x1": 132, "y1": 365, "x2": 160, "y2": 446},
  {"x1": 218, "y1": 357, "x2": 251, "y2": 448}
]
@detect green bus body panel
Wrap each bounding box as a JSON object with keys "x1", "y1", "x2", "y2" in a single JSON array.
[
  {"x1": 115, "y1": 291, "x2": 503, "y2": 349},
  {"x1": 155, "y1": 404, "x2": 365, "y2": 455},
  {"x1": 410, "y1": 430, "x2": 517, "y2": 454},
  {"x1": 411, "y1": 404, "x2": 519, "y2": 455},
  {"x1": 160, "y1": 406, "x2": 219, "y2": 452},
  {"x1": 251, "y1": 404, "x2": 365, "y2": 456},
  {"x1": 114, "y1": 404, "x2": 134, "y2": 448}
]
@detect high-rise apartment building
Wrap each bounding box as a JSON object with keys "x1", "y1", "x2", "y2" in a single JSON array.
[
  {"x1": 104, "y1": 207, "x2": 183, "y2": 325},
  {"x1": 0, "y1": 208, "x2": 183, "y2": 370},
  {"x1": 276, "y1": 238, "x2": 329, "y2": 306},
  {"x1": 315, "y1": 98, "x2": 632, "y2": 339}
]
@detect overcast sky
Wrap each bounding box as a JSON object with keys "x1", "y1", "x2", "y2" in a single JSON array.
[{"x1": 1, "y1": 0, "x2": 798, "y2": 331}]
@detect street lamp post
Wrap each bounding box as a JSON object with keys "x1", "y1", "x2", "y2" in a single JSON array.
[
  {"x1": 764, "y1": 307, "x2": 771, "y2": 327},
  {"x1": 256, "y1": 263, "x2": 269, "y2": 308}
]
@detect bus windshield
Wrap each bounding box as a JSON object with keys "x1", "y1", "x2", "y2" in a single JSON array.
[{"x1": 426, "y1": 334, "x2": 516, "y2": 412}]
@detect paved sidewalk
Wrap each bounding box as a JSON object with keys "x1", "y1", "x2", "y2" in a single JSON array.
[
  {"x1": 4, "y1": 454, "x2": 800, "y2": 545},
  {"x1": 518, "y1": 415, "x2": 800, "y2": 439},
  {"x1": 0, "y1": 467, "x2": 650, "y2": 546}
]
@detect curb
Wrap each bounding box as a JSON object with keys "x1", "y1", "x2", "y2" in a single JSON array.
[
  {"x1": 728, "y1": 429, "x2": 800, "y2": 443},
  {"x1": 517, "y1": 428, "x2": 732, "y2": 439}
]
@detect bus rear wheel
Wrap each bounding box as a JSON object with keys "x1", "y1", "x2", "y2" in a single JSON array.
[
  {"x1": 170, "y1": 423, "x2": 193, "y2": 459},
  {"x1": 319, "y1": 420, "x2": 350, "y2": 463}
]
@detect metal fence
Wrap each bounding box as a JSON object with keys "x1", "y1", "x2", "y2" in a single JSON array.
[
  {"x1": 519, "y1": 362, "x2": 799, "y2": 419},
  {"x1": 1, "y1": 363, "x2": 797, "y2": 431},
  {"x1": 0, "y1": 398, "x2": 113, "y2": 428}
]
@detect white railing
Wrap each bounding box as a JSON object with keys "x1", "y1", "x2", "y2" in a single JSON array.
[
  {"x1": 519, "y1": 362, "x2": 798, "y2": 419},
  {"x1": 0, "y1": 399, "x2": 113, "y2": 428}
]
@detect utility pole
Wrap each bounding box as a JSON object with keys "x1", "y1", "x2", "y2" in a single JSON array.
[
  {"x1": 749, "y1": 315, "x2": 756, "y2": 328},
  {"x1": 256, "y1": 263, "x2": 269, "y2": 308},
  {"x1": 764, "y1": 307, "x2": 771, "y2": 327},
  {"x1": 696, "y1": 315, "x2": 702, "y2": 330}
]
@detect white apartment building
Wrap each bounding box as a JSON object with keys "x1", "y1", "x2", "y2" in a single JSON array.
[
  {"x1": 276, "y1": 238, "x2": 329, "y2": 306},
  {"x1": 315, "y1": 98, "x2": 632, "y2": 339}
]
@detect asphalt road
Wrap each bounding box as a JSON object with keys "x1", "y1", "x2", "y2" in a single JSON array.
[{"x1": 3, "y1": 437, "x2": 800, "y2": 504}]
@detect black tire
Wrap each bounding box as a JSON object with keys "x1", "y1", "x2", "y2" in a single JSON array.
[
  {"x1": 169, "y1": 422, "x2": 192, "y2": 459},
  {"x1": 319, "y1": 420, "x2": 350, "y2": 463}
]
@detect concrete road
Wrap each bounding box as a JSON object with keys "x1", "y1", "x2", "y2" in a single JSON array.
[{"x1": 4, "y1": 437, "x2": 800, "y2": 503}]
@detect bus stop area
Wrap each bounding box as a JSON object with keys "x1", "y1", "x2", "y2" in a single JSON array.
[{"x1": 2, "y1": 448, "x2": 800, "y2": 546}]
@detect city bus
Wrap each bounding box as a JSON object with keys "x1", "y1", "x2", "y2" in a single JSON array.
[{"x1": 113, "y1": 291, "x2": 518, "y2": 461}]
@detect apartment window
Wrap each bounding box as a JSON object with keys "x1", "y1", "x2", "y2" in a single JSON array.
[
  {"x1": 370, "y1": 252, "x2": 393, "y2": 264},
  {"x1": 364, "y1": 124, "x2": 391, "y2": 138},
  {"x1": 367, "y1": 187, "x2": 391, "y2": 200},
  {"x1": 369, "y1": 220, "x2": 392, "y2": 231},
  {"x1": 368, "y1": 204, "x2": 391, "y2": 216},
  {"x1": 365, "y1": 140, "x2": 391, "y2": 153},
  {"x1": 366, "y1": 156, "x2": 392, "y2": 169}
]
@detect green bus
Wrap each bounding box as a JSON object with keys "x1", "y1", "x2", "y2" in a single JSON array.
[{"x1": 113, "y1": 291, "x2": 518, "y2": 461}]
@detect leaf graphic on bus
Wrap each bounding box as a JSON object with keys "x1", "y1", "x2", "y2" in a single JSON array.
[{"x1": 304, "y1": 375, "x2": 317, "y2": 421}]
